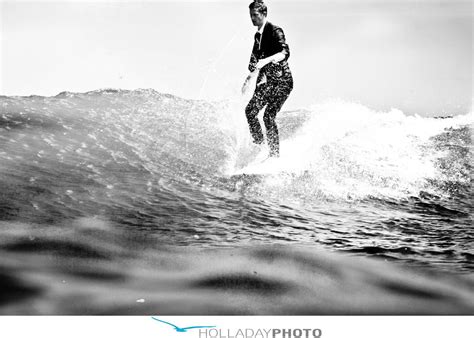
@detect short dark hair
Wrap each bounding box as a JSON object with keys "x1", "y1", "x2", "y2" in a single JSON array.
[{"x1": 249, "y1": 0, "x2": 267, "y2": 16}]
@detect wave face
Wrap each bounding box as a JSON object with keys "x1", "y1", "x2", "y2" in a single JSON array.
[{"x1": 0, "y1": 89, "x2": 473, "y2": 314}]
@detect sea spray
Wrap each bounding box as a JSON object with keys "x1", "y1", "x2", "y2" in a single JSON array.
[
  {"x1": 227, "y1": 101, "x2": 472, "y2": 201},
  {"x1": 0, "y1": 89, "x2": 471, "y2": 274}
]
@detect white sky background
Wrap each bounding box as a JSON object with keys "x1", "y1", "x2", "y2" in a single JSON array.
[{"x1": 0, "y1": 0, "x2": 472, "y2": 116}]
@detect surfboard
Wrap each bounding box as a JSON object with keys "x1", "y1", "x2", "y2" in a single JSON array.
[{"x1": 231, "y1": 147, "x2": 289, "y2": 177}]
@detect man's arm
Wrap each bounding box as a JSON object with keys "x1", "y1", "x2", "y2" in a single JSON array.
[
  {"x1": 254, "y1": 27, "x2": 290, "y2": 70},
  {"x1": 274, "y1": 26, "x2": 290, "y2": 61}
]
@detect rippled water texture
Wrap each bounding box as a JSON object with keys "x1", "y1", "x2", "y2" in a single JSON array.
[{"x1": 0, "y1": 89, "x2": 472, "y2": 314}]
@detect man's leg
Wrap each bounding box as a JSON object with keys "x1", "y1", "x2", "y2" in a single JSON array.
[
  {"x1": 245, "y1": 85, "x2": 268, "y2": 144},
  {"x1": 263, "y1": 82, "x2": 292, "y2": 157}
]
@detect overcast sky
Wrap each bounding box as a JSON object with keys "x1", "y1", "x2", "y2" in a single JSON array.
[{"x1": 1, "y1": 0, "x2": 472, "y2": 116}]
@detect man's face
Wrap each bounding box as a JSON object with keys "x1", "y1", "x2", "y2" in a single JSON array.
[{"x1": 249, "y1": 9, "x2": 265, "y2": 27}]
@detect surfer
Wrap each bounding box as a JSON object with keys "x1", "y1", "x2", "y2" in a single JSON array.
[{"x1": 243, "y1": 0, "x2": 293, "y2": 158}]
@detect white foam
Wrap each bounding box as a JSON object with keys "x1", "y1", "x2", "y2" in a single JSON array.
[{"x1": 226, "y1": 101, "x2": 471, "y2": 200}]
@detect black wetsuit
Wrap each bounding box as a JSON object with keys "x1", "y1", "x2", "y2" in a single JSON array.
[{"x1": 245, "y1": 21, "x2": 293, "y2": 157}]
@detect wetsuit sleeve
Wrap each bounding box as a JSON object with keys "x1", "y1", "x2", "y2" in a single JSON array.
[{"x1": 274, "y1": 27, "x2": 290, "y2": 61}]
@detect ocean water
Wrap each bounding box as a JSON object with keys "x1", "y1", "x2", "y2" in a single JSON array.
[{"x1": 0, "y1": 89, "x2": 473, "y2": 314}]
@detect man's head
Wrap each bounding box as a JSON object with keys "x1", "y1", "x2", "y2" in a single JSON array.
[{"x1": 249, "y1": 0, "x2": 267, "y2": 27}]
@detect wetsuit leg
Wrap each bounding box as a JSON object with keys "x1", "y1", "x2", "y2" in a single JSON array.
[
  {"x1": 245, "y1": 84, "x2": 268, "y2": 144},
  {"x1": 263, "y1": 79, "x2": 293, "y2": 157}
]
